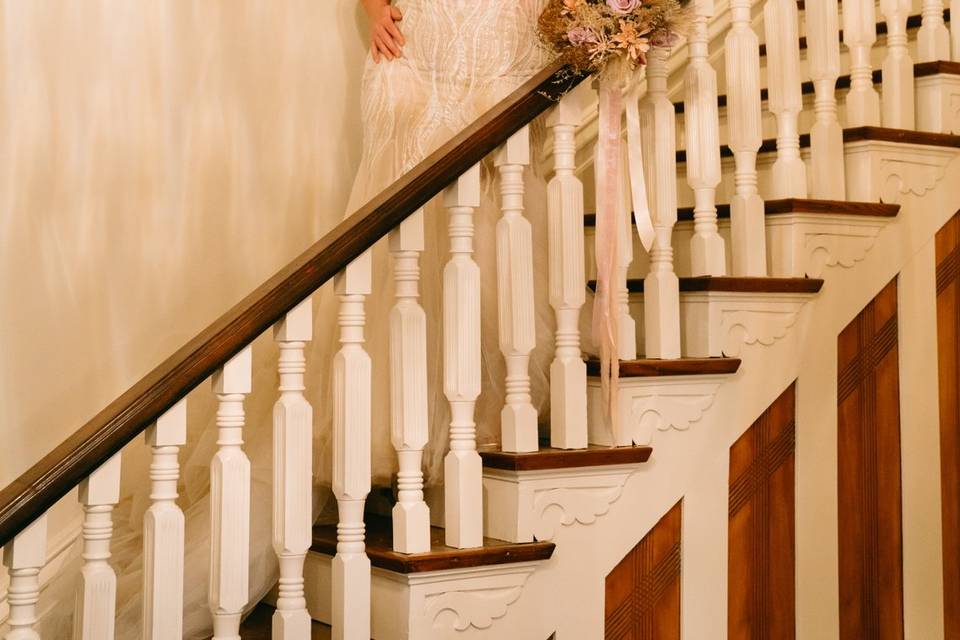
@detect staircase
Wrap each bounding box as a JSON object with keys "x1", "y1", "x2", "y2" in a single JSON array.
[{"x1": 2, "y1": 0, "x2": 959, "y2": 639}]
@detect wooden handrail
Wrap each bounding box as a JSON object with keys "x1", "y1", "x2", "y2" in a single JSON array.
[{"x1": 0, "y1": 61, "x2": 584, "y2": 548}]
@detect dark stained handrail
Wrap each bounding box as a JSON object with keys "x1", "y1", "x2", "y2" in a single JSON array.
[{"x1": 0, "y1": 60, "x2": 585, "y2": 548}]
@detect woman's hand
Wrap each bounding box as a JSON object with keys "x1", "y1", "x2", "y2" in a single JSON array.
[{"x1": 362, "y1": 0, "x2": 405, "y2": 63}]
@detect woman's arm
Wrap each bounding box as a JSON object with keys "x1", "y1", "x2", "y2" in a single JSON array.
[{"x1": 361, "y1": 0, "x2": 405, "y2": 63}]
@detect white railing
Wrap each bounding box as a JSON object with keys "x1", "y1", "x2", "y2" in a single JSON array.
[{"x1": 4, "y1": 1, "x2": 958, "y2": 638}]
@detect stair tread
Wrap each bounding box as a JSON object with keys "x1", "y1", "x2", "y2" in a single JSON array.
[
  {"x1": 585, "y1": 357, "x2": 742, "y2": 377},
  {"x1": 479, "y1": 442, "x2": 652, "y2": 471},
  {"x1": 674, "y1": 60, "x2": 960, "y2": 114},
  {"x1": 587, "y1": 275, "x2": 823, "y2": 294},
  {"x1": 674, "y1": 126, "x2": 960, "y2": 162},
  {"x1": 311, "y1": 514, "x2": 555, "y2": 573},
  {"x1": 585, "y1": 198, "x2": 900, "y2": 226}
]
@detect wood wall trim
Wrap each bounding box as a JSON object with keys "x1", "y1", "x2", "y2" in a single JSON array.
[
  {"x1": 728, "y1": 383, "x2": 797, "y2": 640},
  {"x1": 585, "y1": 357, "x2": 741, "y2": 378},
  {"x1": 479, "y1": 444, "x2": 652, "y2": 472},
  {"x1": 605, "y1": 501, "x2": 682, "y2": 639},
  {"x1": 837, "y1": 278, "x2": 904, "y2": 639},
  {"x1": 935, "y1": 213, "x2": 960, "y2": 638},
  {"x1": 0, "y1": 61, "x2": 583, "y2": 549}
]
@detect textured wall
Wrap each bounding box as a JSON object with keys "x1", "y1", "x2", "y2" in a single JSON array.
[{"x1": 0, "y1": 1, "x2": 367, "y2": 484}]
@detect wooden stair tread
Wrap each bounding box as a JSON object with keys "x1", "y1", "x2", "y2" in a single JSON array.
[
  {"x1": 311, "y1": 515, "x2": 555, "y2": 573},
  {"x1": 585, "y1": 357, "x2": 742, "y2": 377},
  {"x1": 675, "y1": 126, "x2": 960, "y2": 163},
  {"x1": 587, "y1": 276, "x2": 823, "y2": 294},
  {"x1": 479, "y1": 442, "x2": 652, "y2": 471},
  {"x1": 675, "y1": 60, "x2": 960, "y2": 114},
  {"x1": 585, "y1": 198, "x2": 899, "y2": 226}
]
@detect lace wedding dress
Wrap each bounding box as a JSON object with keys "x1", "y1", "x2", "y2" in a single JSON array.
[{"x1": 26, "y1": 2, "x2": 557, "y2": 637}]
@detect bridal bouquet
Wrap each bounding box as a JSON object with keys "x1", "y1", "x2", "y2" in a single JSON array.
[{"x1": 539, "y1": 0, "x2": 690, "y2": 77}]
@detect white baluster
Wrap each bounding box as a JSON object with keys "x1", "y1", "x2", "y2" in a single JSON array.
[
  {"x1": 495, "y1": 127, "x2": 540, "y2": 453},
  {"x1": 209, "y1": 346, "x2": 252, "y2": 640},
  {"x1": 685, "y1": 0, "x2": 726, "y2": 276},
  {"x1": 2, "y1": 516, "x2": 46, "y2": 640},
  {"x1": 765, "y1": 0, "x2": 808, "y2": 198},
  {"x1": 272, "y1": 299, "x2": 313, "y2": 638},
  {"x1": 143, "y1": 400, "x2": 186, "y2": 640},
  {"x1": 74, "y1": 454, "x2": 121, "y2": 640},
  {"x1": 546, "y1": 95, "x2": 588, "y2": 450},
  {"x1": 844, "y1": 0, "x2": 882, "y2": 126},
  {"x1": 388, "y1": 211, "x2": 431, "y2": 554},
  {"x1": 918, "y1": 0, "x2": 950, "y2": 62},
  {"x1": 881, "y1": 0, "x2": 916, "y2": 128},
  {"x1": 443, "y1": 165, "x2": 483, "y2": 549},
  {"x1": 806, "y1": 0, "x2": 847, "y2": 199},
  {"x1": 726, "y1": 0, "x2": 768, "y2": 276},
  {"x1": 331, "y1": 253, "x2": 372, "y2": 640},
  {"x1": 640, "y1": 48, "x2": 681, "y2": 359}
]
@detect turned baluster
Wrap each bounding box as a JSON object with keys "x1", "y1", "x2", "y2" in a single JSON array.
[
  {"x1": 143, "y1": 400, "x2": 186, "y2": 640},
  {"x1": 331, "y1": 253, "x2": 372, "y2": 640},
  {"x1": 209, "y1": 346, "x2": 252, "y2": 640},
  {"x1": 443, "y1": 165, "x2": 483, "y2": 549},
  {"x1": 919, "y1": 0, "x2": 950, "y2": 62},
  {"x1": 880, "y1": 0, "x2": 916, "y2": 128},
  {"x1": 806, "y1": 0, "x2": 846, "y2": 199},
  {"x1": 843, "y1": 0, "x2": 882, "y2": 126},
  {"x1": 639, "y1": 48, "x2": 681, "y2": 359},
  {"x1": 272, "y1": 299, "x2": 314, "y2": 638},
  {"x1": 685, "y1": 0, "x2": 725, "y2": 276},
  {"x1": 765, "y1": 0, "x2": 808, "y2": 198},
  {"x1": 495, "y1": 126, "x2": 539, "y2": 452},
  {"x1": 546, "y1": 94, "x2": 588, "y2": 450},
  {"x1": 74, "y1": 454, "x2": 121, "y2": 640},
  {"x1": 616, "y1": 142, "x2": 638, "y2": 360},
  {"x1": 2, "y1": 516, "x2": 46, "y2": 640},
  {"x1": 725, "y1": 0, "x2": 768, "y2": 276},
  {"x1": 388, "y1": 211, "x2": 431, "y2": 554}
]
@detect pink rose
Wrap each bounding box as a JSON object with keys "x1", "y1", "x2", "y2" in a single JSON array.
[
  {"x1": 567, "y1": 26, "x2": 599, "y2": 46},
  {"x1": 606, "y1": 0, "x2": 642, "y2": 14}
]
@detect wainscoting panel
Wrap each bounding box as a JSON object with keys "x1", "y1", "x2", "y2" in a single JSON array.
[
  {"x1": 936, "y1": 214, "x2": 960, "y2": 639},
  {"x1": 837, "y1": 278, "x2": 904, "y2": 639},
  {"x1": 605, "y1": 501, "x2": 682, "y2": 639},
  {"x1": 728, "y1": 383, "x2": 796, "y2": 640}
]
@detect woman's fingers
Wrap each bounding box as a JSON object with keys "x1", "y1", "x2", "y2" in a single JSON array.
[
  {"x1": 371, "y1": 41, "x2": 381, "y2": 64},
  {"x1": 390, "y1": 5, "x2": 403, "y2": 22},
  {"x1": 385, "y1": 18, "x2": 405, "y2": 47},
  {"x1": 374, "y1": 32, "x2": 396, "y2": 60},
  {"x1": 375, "y1": 25, "x2": 402, "y2": 57}
]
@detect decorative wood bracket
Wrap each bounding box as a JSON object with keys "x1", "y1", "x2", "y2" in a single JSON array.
[
  {"x1": 844, "y1": 138, "x2": 956, "y2": 203},
  {"x1": 766, "y1": 213, "x2": 891, "y2": 278}
]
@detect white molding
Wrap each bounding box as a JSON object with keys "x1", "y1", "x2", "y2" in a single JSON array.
[
  {"x1": 844, "y1": 139, "x2": 957, "y2": 203},
  {"x1": 588, "y1": 374, "x2": 730, "y2": 446},
  {"x1": 916, "y1": 72, "x2": 960, "y2": 134},
  {"x1": 482, "y1": 465, "x2": 639, "y2": 543},
  {"x1": 765, "y1": 212, "x2": 892, "y2": 277}
]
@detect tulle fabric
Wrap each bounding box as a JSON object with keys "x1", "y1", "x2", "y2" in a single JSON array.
[{"x1": 14, "y1": 2, "x2": 563, "y2": 637}]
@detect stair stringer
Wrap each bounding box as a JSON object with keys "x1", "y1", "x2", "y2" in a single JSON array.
[{"x1": 471, "y1": 152, "x2": 960, "y2": 640}]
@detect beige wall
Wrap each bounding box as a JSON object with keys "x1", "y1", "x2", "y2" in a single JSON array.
[{"x1": 0, "y1": 1, "x2": 368, "y2": 484}]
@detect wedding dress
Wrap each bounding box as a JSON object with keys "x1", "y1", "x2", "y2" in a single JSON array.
[{"x1": 24, "y1": 2, "x2": 557, "y2": 637}]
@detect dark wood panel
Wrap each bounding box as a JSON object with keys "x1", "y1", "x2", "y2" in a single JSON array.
[
  {"x1": 585, "y1": 357, "x2": 741, "y2": 378},
  {"x1": 837, "y1": 279, "x2": 904, "y2": 640},
  {"x1": 605, "y1": 501, "x2": 682, "y2": 639},
  {"x1": 728, "y1": 383, "x2": 797, "y2": 640},
  {"x1": 0, "y1": 61, "x2": 585, "y2": 548},
  {"x1": 479, "y1": 443, "x2": 652, "y2": 472},
  {"x1": 936, "y1": 212, "x2": 960, "y2": 639},
  {"x1": 311, "y1": 515, "x2": 554, "y2": 574},
  {"x1": 586, "y1": 199, "x2": 899, "y2": 224}
]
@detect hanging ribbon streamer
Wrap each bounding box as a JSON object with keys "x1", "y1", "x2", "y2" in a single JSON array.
[{"x1": 593, "y1": 69, "x2": 654, "y2": 440}]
